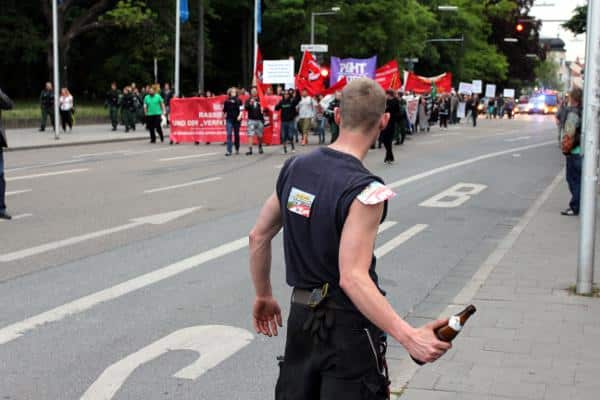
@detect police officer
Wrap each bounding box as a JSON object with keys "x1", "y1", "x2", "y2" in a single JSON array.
[
  {"x1": 106, "y1": 82, "x2": 121, "y2": 131},
  {"x1": 121, "y1": 86, "x2": 136, "y2": 132},
  {"x1": 249, "y1": 78, "x2": 450, "y2": 400},
  {"x1": 324, "y1": 91, "x2": 341, "y2": 143},
  {"x1": 39, "y1": 82, "x2": 55, "y2": 132}
]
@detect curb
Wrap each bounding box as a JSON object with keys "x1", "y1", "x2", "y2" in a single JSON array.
[{"x1": 5, "y1": 136, "x2": 148, "y2": 152}]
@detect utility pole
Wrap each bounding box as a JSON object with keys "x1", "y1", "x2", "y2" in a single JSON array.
[
  {"x1": 52, "y1": 0, "x2": 60, "y2": 140},
  {"x1": 198, "y1": 0, "x2": 204, "y2": 94},
  {"x1": 175, "y1": 0, "x2": 181, "y2": 97},
  {"x1": 253, "y1": 0, "x2": 259, "y2": 79},
  {"x1": 577, "y1": 0, "x2": 600, "y2": 295}
]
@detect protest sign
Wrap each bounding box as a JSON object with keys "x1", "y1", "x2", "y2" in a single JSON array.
[
  {"x1": 458, "y1": 82, "x2": 472, "y2": 94},
  {"x1": 472, "y1": 80, "x2": 483, "y2": 94},
  {"x1": 503, "y1": 88, "x2": 515, "y2": 98},
  {"x1": 457, "y1": 102, "x2": 466, "y2": 118},
  {"x1": 263, "y1": 59, "x2": 295, "y2": 84},
  {"x1": 485, "y1": 84, "x2": 496, "y2": 98},
  {"x1": 330, "y1": 56, "x2": 377, "y2": 86}
]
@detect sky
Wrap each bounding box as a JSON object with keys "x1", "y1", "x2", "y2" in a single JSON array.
[{"x1": 529, "y1": 0, "x2": 587, "y2": 61}]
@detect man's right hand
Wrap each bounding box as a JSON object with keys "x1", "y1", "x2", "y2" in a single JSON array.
[{"x1": 405, "y1": 319, "x2": 452, "y2": 363}]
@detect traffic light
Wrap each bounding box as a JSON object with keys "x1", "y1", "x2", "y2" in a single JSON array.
[{"x1": 516, "y1": 23, "x2": 524, "y2": 32}]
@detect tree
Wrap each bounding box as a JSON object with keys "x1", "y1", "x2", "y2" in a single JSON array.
[
  {"x1": 563, "y1": 5, "x2": 586, "y2": 35},
  {"x1": 534, "y1": 59, "x2": 563, "y2": 90}
]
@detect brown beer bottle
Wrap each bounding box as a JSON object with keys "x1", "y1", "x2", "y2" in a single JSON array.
[{"x1": 412, "y1": 304, "x2": 477, "y2": 365}]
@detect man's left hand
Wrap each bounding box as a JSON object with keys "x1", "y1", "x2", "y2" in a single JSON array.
[{"x1": 252, "y1": 296, "x2": 283, "y2": 337}]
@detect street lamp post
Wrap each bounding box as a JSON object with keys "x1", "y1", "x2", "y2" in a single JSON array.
[
  {"x1": 175, "y1": 0, "x2": 181, "y2": 97},
  {"x1": 310, "y1": 7, "x2": 340, "y2": 44},
  {"x1": 52, "y1": 0, "x2": 60, "y2": 140}
]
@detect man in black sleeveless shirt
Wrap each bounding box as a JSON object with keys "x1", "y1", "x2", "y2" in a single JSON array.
[{"x1": 249, "y1": 78, "x2": 450, "y2": 400}]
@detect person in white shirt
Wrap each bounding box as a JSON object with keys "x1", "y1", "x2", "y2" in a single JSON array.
[
  {"x1": 296, "y1": 89, "x2": 316, "y2": 146},
  {"x1": 59, "y1": 88, "x2": 74, "y2": 132}
]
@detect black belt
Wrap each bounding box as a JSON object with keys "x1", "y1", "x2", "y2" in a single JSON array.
[{"x1": 292, "y1": 286, "x2": 345, "y2": 310}]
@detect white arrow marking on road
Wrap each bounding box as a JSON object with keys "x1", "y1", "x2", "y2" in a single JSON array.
[
  {"x1": 159, "y1": 152, "x2": 218, "y2": 162},
  {"x1": 6, "y1": 189, "x2": 32, "y2": 196},
  {"x1": 80, "y1": 325, "x2": 254, "y2": 400},
  {"x1": 6, "y1": 168, "x2": 89, "y2": 182},
  {"x1": 505, "y1": 136, "x2": 531, "y2": 142},
  {"x1": 0, "y1": 207, "x2": 201, "y2": 263},
  {"x1": 144, "y1": 177, "x2": 222, "y2": 194},
  {"x1": 387, "y1": 141, "x2": 554, "y2": 189},
  {"x1": 374, "y1": 224, "x2": 428, "y2": 258}
]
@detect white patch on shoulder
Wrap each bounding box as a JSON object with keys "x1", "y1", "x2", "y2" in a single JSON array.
[{"x1": 357, "y1": 181, "x2": 396, "y2": 205}]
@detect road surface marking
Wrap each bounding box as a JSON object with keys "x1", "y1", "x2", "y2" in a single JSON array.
[
  {"x1": 378, "y1": 221, "x2": 397, "y2": 234},
  {"x1": 513, "y1": 153, "x2": 521, "y2": 157},
  {"x1": 122, "y1": 148, "x2": 173, "y2": 155},
  {"x1": 505, "y1": 136, "x2": 531, "y2": 142},
  {"x1": 4, "y1": 160, "x2": 82, "y2": 173},
  {"x1": 144, "y1": 177, "x2": 222, "y2": 194},
  {"x1": 275, "y1": 164, "x2": 283, "y2": 169},
  {"x1": 0, "y1": 207, "x2": 201, "y2": 263},
  {"x1": 387, "y1": 141, "x2": 554, "y2": 189},
  {"x1": 420, "y1": 183, "x2": 487, "y2": 208},
  {"x1": 431, "y1": 132, "x2": 461, "y2": 137},
  {"x1": 73, "y1": 150, "x2": 128, "y2": 158},
  {"x1": 0, "y1": 235, "x2": 249, "y2": 345},
  {"x1": 159, "y1": 152, "x2": 218, "y2": 162},
  {"x1": 6, "y1": 168, "x2": 89, "y2": 182},
  {"x1": 374, "y1": 224, "x2": 428, "y2": 258},
  {"x1": 416, "y1": 140, "x2": 442, "y2": 145},
  {"x1": 0, "y1": 217, "x2": 396, "y2": 345},
  {"x1": 0, "y1": 213, "x2": 33, "y2": 222},
  {"x1": 6, "y1": 189, "x2": 32, "y2": 197},
  {"x1": 80, "y1": 325, "x2": 253, "y2": 400}
]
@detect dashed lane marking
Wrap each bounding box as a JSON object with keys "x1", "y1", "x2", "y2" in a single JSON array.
[{"x1": 143, "y1": 177, "x2": 222, "y2": 194}]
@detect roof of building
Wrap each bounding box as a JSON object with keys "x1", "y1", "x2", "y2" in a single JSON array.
[{"x1": 540, "y1": 38, "x2": 566, "y2": 52}]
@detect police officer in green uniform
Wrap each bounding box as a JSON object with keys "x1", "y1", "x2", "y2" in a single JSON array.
[
  {"x1": 39, "y1": 82, "x2": 55, "y2": 131},
  {"x1": 121, "y1": 86, "x2": 136, "y2": 132},
  {"x1": 249, "y1": 78, "x2": 450, "y2": 400},
  {"x1": 324, "y1": 91, "x2": 341, "y2": 143},
  {"x1": 106, "y1": 82, "x2": 121, "y2": 131}
]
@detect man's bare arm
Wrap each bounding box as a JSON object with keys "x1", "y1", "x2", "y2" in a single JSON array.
[{"x1": 339, "y1": 200, "x2": 451, "y2": 363}]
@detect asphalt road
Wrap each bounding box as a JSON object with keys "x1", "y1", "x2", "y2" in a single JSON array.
[{"x1": 0, "y1": 115, "x2": 563, "y2": 399}]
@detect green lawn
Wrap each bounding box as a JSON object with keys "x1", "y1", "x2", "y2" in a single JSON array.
[{"x1": 3, "y1": 100, "x2": 107, "y2": 120}]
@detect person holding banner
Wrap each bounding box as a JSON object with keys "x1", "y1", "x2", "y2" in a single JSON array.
[
  {"x1": 245, "y1": 88, "x2": 265, "y2": 155},
  {"x1": 223, "y1": 88, "x2": 243, "y2": 156}
]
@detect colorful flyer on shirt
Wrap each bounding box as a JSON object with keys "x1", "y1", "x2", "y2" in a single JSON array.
[
  {"x1": 357, "y1": 181, "x2": 396, "y2": 205},
  {"x1": 287, "y1": 187, "x2": 316, "y2": 218}
]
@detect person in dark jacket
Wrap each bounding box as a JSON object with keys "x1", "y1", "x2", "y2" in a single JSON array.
[
  {"x1": 0, "y1": 87, "x2": 14, "y2": 219},
  {"x1": 245, "y1": 87, "x2": 265, "y2": 155},
  {"x1": 381, "y1": 89, "x2": 400, "y2": 164},
  {"x1": 39, "y1": 82, "x2": 55, "y2": 131},
  {"x1": 275, "y1": 91, "x2": 296, "y2": 154},
  {"x1": 161, "y1": 83, "x2": 174, "y2": 126},
  {"x1": 106, "y1": 82, "x2": 121, "y2": 131},
  {"x1": 223, "y1": 87, "x2": 243, "y2": 156},
  {"x1": 121, "y1": 86, "x2": 137, "y2": 132},
  {"x1": 324, "y1": 92, "x2": 341, "y2": 143}
]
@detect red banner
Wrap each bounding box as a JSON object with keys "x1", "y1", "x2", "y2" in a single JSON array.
[
  {"x1": 295, "y1": 50, "x2": 325, "y2": 96},
  {"x1": 322, "y1": 77, "x2": 347, "y2": 95},
  {"x1": 169, "y1": 95, "x2": 281, "y2": 145},
  {"x1": 375, "y1": 60, "x2": 400, "y2": 90},
  {"x1": 404, "y1": 72, "x2": 452, "y2": 94}
]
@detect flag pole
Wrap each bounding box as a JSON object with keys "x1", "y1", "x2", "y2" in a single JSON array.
[
  {"x1": 175, "y1": 0, "x2": 181, "y2": 97},
  {"x1": 52, "y1": 0, "x2": 60, "y2": 140},
  {"x1": 253, "y1": 0, "x2": 258, "y2": 82}
]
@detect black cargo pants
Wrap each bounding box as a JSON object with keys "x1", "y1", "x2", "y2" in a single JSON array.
[{"x1": 276, "y1": 302, "x2": 389, "y2": 400}]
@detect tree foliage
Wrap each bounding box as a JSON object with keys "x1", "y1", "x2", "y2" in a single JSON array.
[
  {"x1": 562, "y1": 5, "x2": 586, "y2": 35},
  {"x1": 534, "y1": 59, "x2": 563, "y2": 91}
]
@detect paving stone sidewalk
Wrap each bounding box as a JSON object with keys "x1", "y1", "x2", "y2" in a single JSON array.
[
  {"x1": 4, "y1": 124, "x2": 152, "y2": 150},
  {"x1": 391, "y1": 176, "x2": 600, "y2": 400}
]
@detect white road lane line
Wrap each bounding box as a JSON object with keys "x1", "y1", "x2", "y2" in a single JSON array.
[
  {"x1": 0, "y1": 218, "x2": 399, "y2": 345},
  {"x1": 431, "y1": 132, "x2": 461, "y2": 137},
  {"x1": 159, "y1": 152, "x2": 218, "y2": 162},
  {"x1": 73, "y1": 150, "x2": 128, "y2": 158},
  {"x1": 505, "y1": 136, "x2": 531, "y2": 142},
  {"x1": 378, "y1": 220, "x2": 397, "y2": 234},
  {"x1": 0, "y1": 236, "x2": 249, "y2": 345},
  {"x1": 6, "y1": 168, "x2": 89, "y2": 182},
  {"x1": 374, "y1": 224, "x2": 428, "y2": 258},
  {"x1": 10, "y1": 214, "x2": 33, "y2": 221},
  {"x1": 6, "y1": 189, "x2": 32, "y2": 196},
  {"x1": 0, "y1": 207, "x2": 201, "y2": 263},
  {"x1": 144, "y1": 177, "x2": 222, "y2": 194},
  {"x1": 416, "y1": 140, "x2": 443, "y2": 145},
  {"x1": 387, "y1": 141, "x2": 554, "y2": 189},
  {"x1": 5, "y1": 160, "x2": 82, "y2": 173}
]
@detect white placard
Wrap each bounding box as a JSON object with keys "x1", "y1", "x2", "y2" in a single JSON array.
[
  {"x1": 485, "y1": 84, "x2": 496, "y2": 98},
  {"x1": 472, "y1": 80, "x2": 483, "y2": 94},
  {"x1": 458, "y1": 82, "x2": 472, "y2": 95},
  {"x1": 263, "y1": 59, "x2": 295, "y2": 84},
  {"x1": 503, "y1": 88, "x2": 515, "y2": 98},
  {"x1": 457, "y1": 102, "x2": 466, "y2": 118}
]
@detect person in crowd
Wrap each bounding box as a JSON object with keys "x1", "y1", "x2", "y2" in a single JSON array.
[
  {"x1": 556, "y1": 95, "x2": 569, "y2": 145},
  {"x1": 39, "y1": 82, "x2": 55, "y2": 132},
  {"x1": 486, "y1": 97, "x2": 494, "y2": 119},
  {"x1": 495, "y1": 95, "x2": 504, "y2": 119},
  {"x1": 245, "y1": 87, "x2": 265, "y2": 155},
  {"x1": 223, "y1": 87, "x2": 243, "y2": 156},
  {"x1": 276, "y1": 85, "x2": 283, "y2": 97},
  {"x1": 58, "y1": 88, "x2": 74, "y2": 132},
  {"x1": 205, "y1": 90, "x2": 214, "y2": 98},
  {"x1": 266, "y1": 87, "x2": 274, "y2": 96},
  {"x1": 240, "y1": 88, "x2": 248, "y2": 97},
  {"x1": 561, "y1": 87, "x2": 584, "y2": 216},
  {"x1": 417, "y1": 96, "x2": 429, "y2": 132},
  {"x1": 382, "y1": 89, "x2": 400, "y2": 164},
  {"x1": 161, "y1": 83, "x2": 174, "y2": 126},
  {"x1": 296, "y1": 89, "x2": 316, "y2": 146},
  {"x1": 0, "y1": 87, "x2": 13, "y2": 220},
  {"x1": 275, "y1": 91, "x2": 296, "y2": 154},
  {"x1": 106, "y1": 82, "x2": 121, "y2": 131},
  {"x1": 439, "y1": 95, "x2": 450, "y2": 129},
  {"x1": 132, "y1": 87, "x2": 145, "y2": 125},
  {"x1": 470, "y1": 95, "x2": 479, "y2": 127},
  {"x1": 396, "y1": 92, "x2": 409, "y2": 145},
  {"x1": 315, "y1": 94, "x2": 326, "y2": 144},
  {"x1": 324, "y1": 91, "x2": 341, "y2": 143},
  {"x1": 290, "y1": 89, "x2": 301, "y2": 143},
  {"x1": 450, "y1": 92, "x2": 459, "y2": 124},
  {"x1": 504, "y1": 97, "x2": 514, "y2": 119},
  {"x1": 121, "y1": 86, "x2": 137, "y2": 132},
  {"x1": 143, "y1": 86, "x2": 165, "y2": 143}
]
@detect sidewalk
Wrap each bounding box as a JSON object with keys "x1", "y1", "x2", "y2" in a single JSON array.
[
  {"x1": 390, "y1": 173, "x2": 600, "y2": 400},
  {"x1": 4, "y1": 124, "x2": 153, "y2": 151}
]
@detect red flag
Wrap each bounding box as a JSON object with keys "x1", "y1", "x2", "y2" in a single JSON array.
[
  {"x1": 322, "y1": 76, "x2": 348, "y2": 96},
  {"x1": 404, "y1": 72, "x2": 452, "y2": 94},
  {"x1": 255, "y1": 47, "x2": 270, "y2": 93},
  {"x1": 375, "y1": 60, "x2": 399, "y2": 90},
  {"x1": 295, "y1": 51, "x2": 324, "y2": 96}
]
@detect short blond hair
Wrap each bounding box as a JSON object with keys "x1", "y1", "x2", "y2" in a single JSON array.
[{"x1": 340, "y1": 78, "x2": 386, "y2": 132}]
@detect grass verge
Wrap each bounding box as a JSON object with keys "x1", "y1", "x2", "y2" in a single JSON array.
[{"x1": 3, "y1": 100, "x2": 106, "y2": 120}]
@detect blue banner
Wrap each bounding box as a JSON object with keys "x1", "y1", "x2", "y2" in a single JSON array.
[
  {"x1": 180, "y1": 0, "x2": 189, "y2": 23},
  {"x1": 330, "y1": 56, "x2": 378, "y2": 86},
  {"x1": 256, "y1": 0, "x2": 262, "y2": 34}
]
